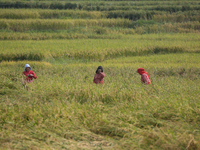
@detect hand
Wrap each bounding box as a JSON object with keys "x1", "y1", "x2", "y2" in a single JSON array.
[{"x1": 28, "y1": 74, "x2": 33, "y2": 77}]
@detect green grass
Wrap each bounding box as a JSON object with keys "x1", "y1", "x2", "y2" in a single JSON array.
[
  {"x1": 0, "y1": 52, "x2": 200, "y2": 149},
  {"x1": 0, "y1": 1, "x2": 200, "y2": 149},
  {"x1": 0, "y1": 9, "x2": 104, "y2": 19},
  {"x1": 0, "y1": 20, "x2": 199, "y2": 40},
  {"x1": 0, "y1": 19, "x2": 132, "y2": 31},
  {"x1": 0, "y1": 33, "x2": 200, "y2": 61},
  {"x1": 1, "y1": 9, "x2": 199, "y2": 23},
  {"x1": 0, "y1": 1, "x2": 199, "y2": 12}
]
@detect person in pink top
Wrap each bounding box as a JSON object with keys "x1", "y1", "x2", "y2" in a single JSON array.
[
  {"x1": 93, "y1": 66, "x2": 105, "y2": 84},
  {"x1": 137, "y1": 68, "x2": 151, "y2": 85}
]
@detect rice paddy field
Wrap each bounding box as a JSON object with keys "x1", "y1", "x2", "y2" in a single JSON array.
[{"x1": 0, "y1": 0, "x2": 200, "y2": 149}]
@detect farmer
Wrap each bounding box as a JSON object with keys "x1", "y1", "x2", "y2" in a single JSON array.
[
  {"x1": 137, "y1": 68, "x2": 151, "y2": 85},
  {"x1": 93, "y1": 66, "x2": 105, "y2": 84},
  {"x1": 22, "y1": 64, "x2": 37, "y2": 83}
]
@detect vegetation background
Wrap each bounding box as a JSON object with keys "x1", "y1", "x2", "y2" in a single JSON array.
[{"x1": 0, "y1": 0, "x2": 200, "y2": 149}]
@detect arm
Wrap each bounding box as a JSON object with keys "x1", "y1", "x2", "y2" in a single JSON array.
[
  {"x1": 32, "y1": 72, "x2": 37, "y2": 79},
  {"x1": 29, "y1": 71, "x2": 37, "y2": 79},
  {"x1": 100, "y1": 72, "x2": 105, "y2": 79}
]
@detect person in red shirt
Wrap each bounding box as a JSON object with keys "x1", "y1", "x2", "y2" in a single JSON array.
[
  {"x1": 93, "y1": 66, "x2": 105, "y2": 84},
  {"x1": 137, "y1": 68, "x2": 151, "y2": 85},
  {"x1": 22, "y1": 64, "x2": 37, "y2": 83}
]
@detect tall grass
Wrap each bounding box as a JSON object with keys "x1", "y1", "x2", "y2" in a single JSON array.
[
  {"x1": 0, "y1": 1, "x2": 199, "y2": 12},
  {"x1": 0, "y1": 9, "x2": 161, "y2": 20},
  {"x1": 0, "y1": 31, "x2": 125, "y2": 40},
  {"x1": 133, "y1": 21, "x2": 200, "y2": 34},
  {"x1": 0, "y1": 19, "x2": 132, "y2": 31},
  {"x1": 0, "y1": 53, "x2": 200, "y2": 149},
  {"x1": 0, "y1": 19, "x2": 199, "y2": 34},
  {"x1": 0, "y1": 25, "x2": 199, "y2": 41},
  {"x1": 0, "y1": 33, "x2": 200, "y2": 61},
  {"x1": 153, "y1": 13, "x2": 200, "y2": 23},
  {"x1": 83, "y1": 5, "x2": 200, "y2": 12},
  {"x1": 1, "y1": 9, "x2": 200, "y2": 21},
  {"x1": 0, "y1": 1, "x2": 200, "y2": 149},
  {"x1": 0, "y1": 9, "x2": 103, "y2": 19}
]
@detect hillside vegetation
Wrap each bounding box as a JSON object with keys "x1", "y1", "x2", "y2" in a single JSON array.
[{"x1": 0, "y1": 0, "x2": 200, "y2": 149}]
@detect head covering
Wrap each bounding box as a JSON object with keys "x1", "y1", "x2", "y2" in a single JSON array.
[
  {"x1": 137, "y1": 68, "x2": 145, "y2": 75},
  {"x1": 137, "y1": 68, "x2": 150, "y2": 79},
  {"x1": 24, "y1": 64, "x2": 31, "y2": 71},
  {"x1": 96, "y1": 66, "x2": 103, "y2": 73}
]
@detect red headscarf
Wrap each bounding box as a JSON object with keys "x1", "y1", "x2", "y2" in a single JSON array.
[{"x1": 137, "y1": 68, "x2": 150, "y2": 79}]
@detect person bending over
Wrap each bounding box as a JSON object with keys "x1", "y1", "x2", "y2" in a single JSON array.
[
  {"x1": 137, "y1": 68, "x2": 151, "y2": 85},
  {"x1": 93, "y1": 66, "x2": 105, "y2": 84}
]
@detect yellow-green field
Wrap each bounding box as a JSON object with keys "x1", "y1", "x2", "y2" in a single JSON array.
[
  {"x1": 0, "y1": 33, "x2": 200, "y2": 61},
  {"x1": 0, "y1": 0, "x2": 200, "y2": 149},
  {"x1": 1, "y1": 52, "x2": 200, "y2": 149}
]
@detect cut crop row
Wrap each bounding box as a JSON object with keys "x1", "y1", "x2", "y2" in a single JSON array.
[
  {"x1": 0, "y1": 1, "x2": 199, "y2": 12},
  {"x1": 0, "y1": 19, "x2": 132, "y2": 31}
]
